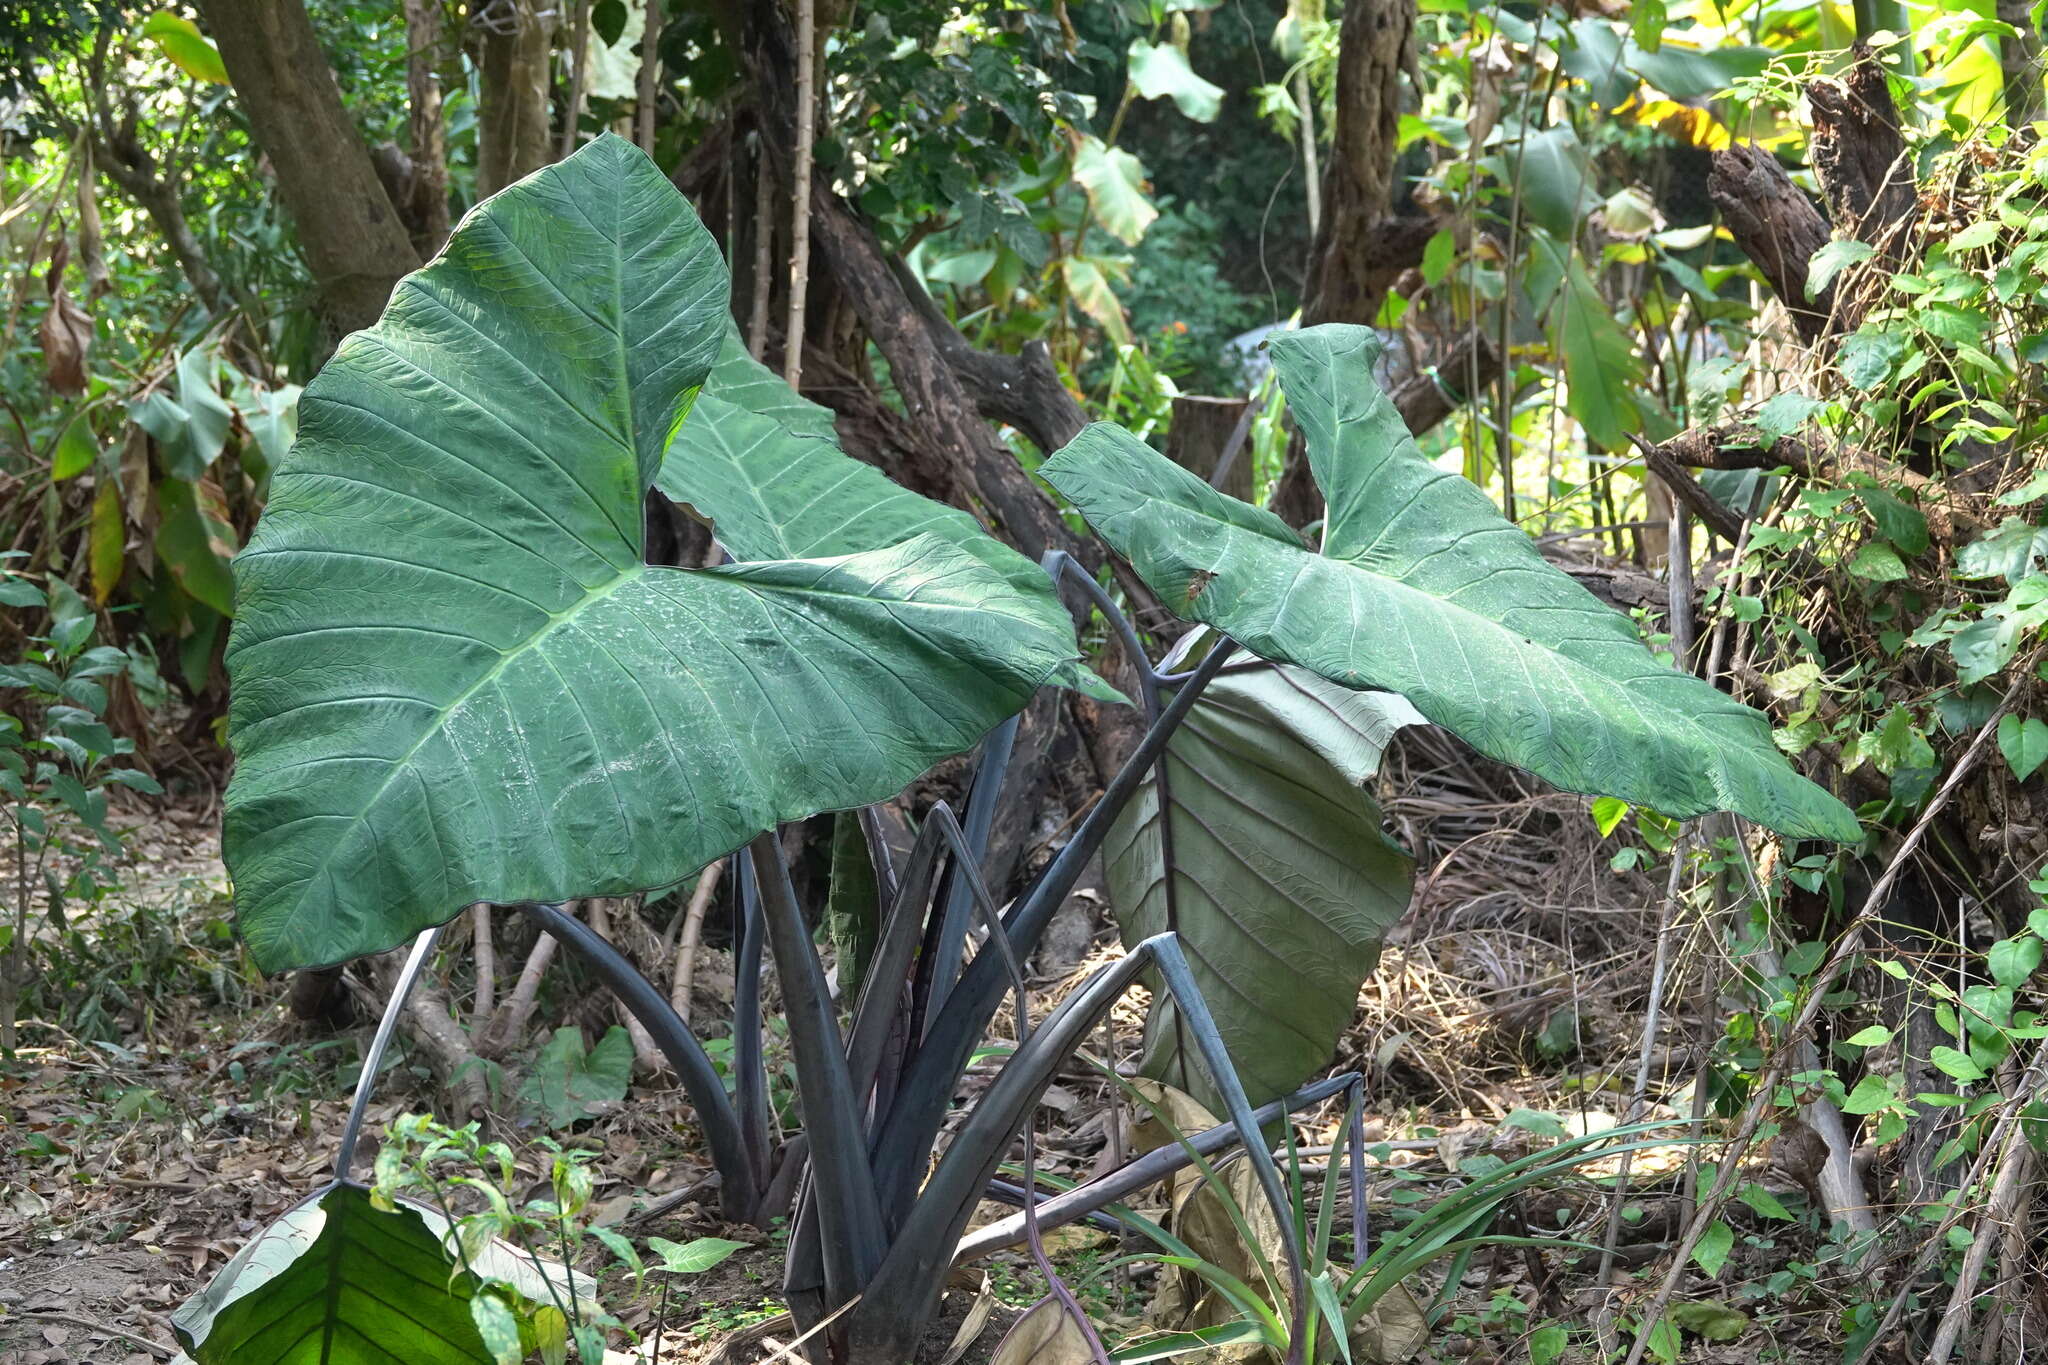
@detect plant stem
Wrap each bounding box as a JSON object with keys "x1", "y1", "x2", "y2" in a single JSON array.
[
  {"x1": 335, "y1": 926, "x2": 446, "y2": 1181},
  {"x1": 872, "y1": 639, "x2": 1237, "y2": 1216},
  {"x1": 748, "y1": 830, "x2": 887, "y2": 1301}
]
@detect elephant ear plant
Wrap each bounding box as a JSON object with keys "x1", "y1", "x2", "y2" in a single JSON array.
[{"x1": 183, "y1": 136, "x2": 1860, "y2": 1365}]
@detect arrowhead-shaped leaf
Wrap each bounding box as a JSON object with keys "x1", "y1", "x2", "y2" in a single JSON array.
[
  {"x1": 1105, "y1": 654, "x2": 1418, "y2": 1108},
  {"x1": 225, "y1": 135, "x2": 1082, "y2": 973},
  {"x1": 1042, "y1": 324, "x2": 1860, "y2": 845}
]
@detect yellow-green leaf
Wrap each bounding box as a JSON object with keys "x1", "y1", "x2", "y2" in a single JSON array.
[{"x1": 140, "y1": 11, "x2": 230, "y2": 84}]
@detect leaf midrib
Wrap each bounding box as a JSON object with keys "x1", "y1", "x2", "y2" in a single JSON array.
[
  {"x1": 1140, "y1": 493, "x2": 1775, "y2": 795},
  {"x1": 268, "y1": 564, "x2": 643, "y2": 948}
]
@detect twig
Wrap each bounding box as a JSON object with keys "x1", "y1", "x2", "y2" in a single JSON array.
[
  {"x1": 1927, "y1": 1062, "x2": 2038, "y2": 1365},
  {"x1": 1622, "y1": 666, "x2": 2029, "y2": 1365},
  {"x1": 1596, "y1": 835, "x2": 1689, "y2": 1289},
  {"x1": 1851, "y1": 1038, "x2": 2048, "y2": 1365},
  {"x1": 671, "y1": 860, "x2": 726, "y2": 1022},
  {"x1": 747, "y1": 137, "x2": 774, "y2": 361},
  {"x1": 1631, "y1": 433, "x2": 1745, "y2": 546},
  {"x1": 782, "y1": 0, "x2": 816, "y2": 389},
  {"x1": 19, "y1": 1312, "x2": 173, "y2": 1359},
  {"x1": 587, "y1": 897, "x2": 667, "y2": 1076}
]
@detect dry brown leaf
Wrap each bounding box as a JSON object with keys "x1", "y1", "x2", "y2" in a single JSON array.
[
  {"x1": 39, "y1": 287, "x2": 91, "y2": 394},
  {"x1": 990, "y1": 1295, "x2": 1098, "y2": 1365}
]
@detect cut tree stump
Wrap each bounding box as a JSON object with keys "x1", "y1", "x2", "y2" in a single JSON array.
[{"x1": 1165, "y1": 395, "x2": 1252, "y2": 502}]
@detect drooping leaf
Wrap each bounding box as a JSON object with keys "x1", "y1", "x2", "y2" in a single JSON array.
[
  {"x1": 991, "y1": 1295, "x2": 1099, "y2": 1365},
  {"x1": 39, "y1": 286, "x2": 91, "y2": 395},
  {"x1": 1127, "y1": 39, "x2": 1223, "y2": 121},
  {"x1": 1062, "y1": 256, "x2": 1132, "y2": 346},
  {"x1": 1041, "y1": 324, "x2": 1862, "y2": 844},
  {"x1": 225, "y1": 135, "x2": 1082, "y2": 973},
  {"x1": 1105, "y1": 656, "x2": 1418, "y2": 1107},
  {"x1": 1553, "y1": 246, "x2": 1642, "y2": 450},
  {"x1": 1072, "y1": 135, "x2": 1158, "y2": 246},
  {"x1": 154, "y1": 475, "x2": 238, "y2": 617},
  {"x1": 171, "y1": 1181, "x2": 580, "y2": 1364},
  {"x1": 1511, "y1": 127, "x2": 1600, "y2": 239},
  {"x1": 132, "y1": 347, "x2": 235, "y2": 483},
  {"x1": 88, "y1": 479, "x2": 124, "y2": 604}
]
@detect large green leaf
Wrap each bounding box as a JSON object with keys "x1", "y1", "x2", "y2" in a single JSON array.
[
  {"x1": 172, "y1": 1181, "x2": 580, "y2": 1364},
  {"x1": 225, "y1": 135, "x2": 1082, "y2": 973},
  {"x1": 659, "y1": 329, "x2": 1122, "y2": 702},
  {"x1": 1041, "y1": 324, "x2": 1861, "y2": 845},
  {"x1": 663, "y1": 329, "x2": 1025, "y2": 571},
  {"x1": 1106, "y1": 653, "x2": 1419, "y2": 1108}
]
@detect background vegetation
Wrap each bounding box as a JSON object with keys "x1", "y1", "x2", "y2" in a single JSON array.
[{"x1": 5, "y1": 0, "x2": 2048, "y2": 1362}]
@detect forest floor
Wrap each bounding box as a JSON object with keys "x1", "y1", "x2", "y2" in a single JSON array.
[{"x1": 0, "y1": 778, "x2": 1851, "y2": 1365}]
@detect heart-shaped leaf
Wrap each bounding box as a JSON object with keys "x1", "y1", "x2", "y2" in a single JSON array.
[
  {"x1": 225, "y1": 135, "x2": 1081, "y2": 972},
  {"x1": 1105, "y1": 654, "x2": 1417, "y2": 1107},
  {"x1": 1041, "y1": 324, "x2": 1860, "y2": 845}
]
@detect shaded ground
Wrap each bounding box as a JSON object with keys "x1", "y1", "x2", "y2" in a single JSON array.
[{"x1": 0, "y1": 787, "x2": 1848, "y2": 1364}]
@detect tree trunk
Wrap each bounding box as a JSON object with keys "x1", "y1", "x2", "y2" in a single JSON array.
[
  {"x1": 2000, "y1": 0, "x2": 2044, "y2": 127},
  {"x1": 1165, "y1": 395, "x2": 1252, "y2": 501},
  {"x1": 477, "y1": 0, "x2": 556, "y2": 198},
  {"x1": 1807, "y1": 45, "x2": 1916, "y2": 247},
  {"x1": 194, "y1": 0, "x2": 421, "y2": 338},
  {"x1": 402, "y1": 0, "x2": 452, "y2": 254},
  {"x1": 1706, "y1": 143, "x2": 1833, "y2": 344},
  {"x1": 1300, "y1": 0, "x2": 1433, "y2": 328}
]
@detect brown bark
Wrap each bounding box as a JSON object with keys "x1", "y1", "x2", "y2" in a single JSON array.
[
  {"x1": 1629, "y1": 434, "x2": 1746, "y2": 545},
  {"x1": 402, "y1": 0, "x2": 452, "y2": 253},
  {"x1": 1707, "y1": 143, "x2": 1833, "y2": 344},
  {"x1": 1806, "y1": 46, "x2": 1916, "y2": 248},
  {"x1": 1640, "y1": 422, "x2": 1970, "y2": 541},
  {"x1": 1165, "y1": 395, "x2": 1252, "y2": 502},
  {"x1": 194, "y1": 0, "x2": 421, "y2": 337},
  {"x1": 806, "y1": 189, "x2": 1095, "y2": 567},
  {"x1": 2000, "y1": 0, "x2": 2044, "y2": 127},
  {"x1": 476, "y1": 0, "x2": 556, "y2": 198},
  {"x1": 1301, "y1": 0, "x2": 1433, "y2": 327}
]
